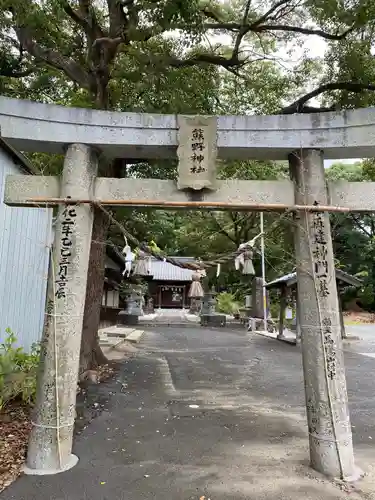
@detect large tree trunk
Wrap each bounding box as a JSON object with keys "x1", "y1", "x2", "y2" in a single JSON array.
[
  {"x1": 79, "y1": 206, "x2": 110, "y2": 373},
  {"x1": 79, "y1": 156, "x2": 125, "y2": 373},
  {"x1": 79, "y1": 77, "x2": 122, "y2": 373}
]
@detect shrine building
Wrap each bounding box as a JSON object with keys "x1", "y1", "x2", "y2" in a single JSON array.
[{"x1": 147, "y1": 257, "x2": 196, "y2": 309}]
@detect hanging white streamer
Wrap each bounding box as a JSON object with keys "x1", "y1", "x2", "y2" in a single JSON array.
[
  {"x1": 234, "y1": 253, "x2": 244, "y2": 271},
  {"x1": 235, "y1": 231, "x2": 264, "y2": 273},
  {"x1": 216, "y1": 263, "x2": 221, "y2": 277},
  {"x1": 122, "y1": 235, "x2": 135, "y2": 277}
]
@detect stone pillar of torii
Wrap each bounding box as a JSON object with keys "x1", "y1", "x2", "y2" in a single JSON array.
[{"x1": 3, "y1": 107, "x2": 366, "y2": 480}]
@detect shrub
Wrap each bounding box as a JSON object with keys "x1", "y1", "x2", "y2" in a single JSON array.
[
  {"x1": 0, "y1": 329, "x2": 40, "y2": 410},
  {"x1": 269, "y1": 301, "x2": 280, "y2": 319},
  {"x1": 216, "y1": 292, "x2": 241, "y2": 315}
]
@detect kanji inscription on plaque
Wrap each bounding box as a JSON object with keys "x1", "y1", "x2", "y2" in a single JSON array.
[{"x1": 177, "y1": 115, "x2": 218, "y2": 190}]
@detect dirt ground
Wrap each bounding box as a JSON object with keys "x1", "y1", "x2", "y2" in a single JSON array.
[
  {"x1": 0, "y1": 362, "x2": 117, "y2": 493},
  {"x1": 344, "y1": 311, "x2": 375, "y2": 324}
]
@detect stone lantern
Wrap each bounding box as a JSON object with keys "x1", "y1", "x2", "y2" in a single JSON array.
[
  {"x1": 118, "y1": 250, "x2": 155, "y2": 325},
  {"x1": 188, "y1": 270, "x2": 204, "y2": 314},
  {"x1": 117, "y1": 277, "x2": 144, "y2": 326},
  {"x1": 200, "y1": 286, "x2": 226, "y2": 327}
]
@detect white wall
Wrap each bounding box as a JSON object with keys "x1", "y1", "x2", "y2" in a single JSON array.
[{"x1": 0, "y1": 148, "x2": 52, "y2": 350}]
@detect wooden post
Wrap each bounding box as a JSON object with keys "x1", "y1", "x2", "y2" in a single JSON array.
[
  {"x1": 278, "y1": 285, "x2": 287, "y2": 339},
  {"x1": 296, "y1": 299, "x2": 302, "y2": 343},
  {"x1": 338, "y1": 289, "x2": 347, "y2": 339}
]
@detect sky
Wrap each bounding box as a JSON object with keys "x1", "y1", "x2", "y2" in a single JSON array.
[{"x1": 325, "y1": 158, "x2": 358, "y2": 168}]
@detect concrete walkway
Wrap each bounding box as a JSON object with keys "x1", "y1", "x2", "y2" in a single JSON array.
[{"x1": 3, "y1": 327, "x2": 375, "y2": 499}]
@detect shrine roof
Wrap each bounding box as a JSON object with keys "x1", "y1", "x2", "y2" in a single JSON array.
[
  {"x1": 266, "y1": 268, "x2": 362, "y2": 289},
  {"x1": 150, "y1": 257, "x2": 196, "y2": 282}
]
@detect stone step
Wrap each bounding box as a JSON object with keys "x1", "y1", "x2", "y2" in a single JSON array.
[
  {"x1": 98, "y1": 326, "x2": 143, "y2": 347},
  {"x1": 99, "y1": 326, "x2": 136, "y2": 337},
  {"x1": 125, "y1": 330, "x2": 145, "y2": 344}
]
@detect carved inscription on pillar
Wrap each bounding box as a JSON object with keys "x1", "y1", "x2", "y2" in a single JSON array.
[
  {"x1": 177, "y1": 115, "x2": 217, "y2": 191},
  {"x1": 55, "y1": 205, "x2": 77, "y2": 299},
  {"x1": 322, "y1": 317, "x2": 337, "y2": 380},
  {"x1": 44, "y1": 299, "x2": 54, "y2": 333},
  {"x1": 311, "y1": 202, "x2": 337, "y2": 381},
  {"x1": 307, "y1": 396, "x2": 332, "y2": 441},
  {"x1": 311, "y1": 205, "x2": 329, "y2": 298}
]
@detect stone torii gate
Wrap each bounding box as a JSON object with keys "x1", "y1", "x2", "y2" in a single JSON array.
[{"x1": 2, "y1": 97, "x2": 375, "y2": 480}]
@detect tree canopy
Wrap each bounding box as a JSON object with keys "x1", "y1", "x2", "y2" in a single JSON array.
[{"x1": 3, "y1": 0, "x2": 375, "y2": 111}]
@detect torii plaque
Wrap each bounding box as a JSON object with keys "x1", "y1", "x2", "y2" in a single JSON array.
[{"x1": 177, "y1": 115, "x2": 218, "y2": 191}]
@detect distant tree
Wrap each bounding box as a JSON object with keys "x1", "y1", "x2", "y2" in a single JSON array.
[{"x1": 326, "y1": 161, "x2": 375, "y2": 310}]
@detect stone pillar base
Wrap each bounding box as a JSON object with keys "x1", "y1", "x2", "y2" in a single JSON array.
[
  {"x1": 200, "y1": 314, "x2": 226, "y2": 327},
  {"x1": 248, "y1": 317, "x2": 275, "y2": 333},
  {"x1": 117, "y1": 311, "x2": 139, "y2": 326},
  {"x1": 23, "y1": 454, "x2": 79, "y2": 476}
]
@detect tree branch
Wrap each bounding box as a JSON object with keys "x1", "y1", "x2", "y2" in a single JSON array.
[
  {"x1": 201, "y1": 7, "x2": 225, "y2": 24},
  {"x1": 208, "y1": 213, "x2": 238, "y2": 245},
  {"x1": 251, "y1": 0, "x2": 291, "y2": 27},
  {"x1": 270, "y1": 0, "x2": 304, "y2": 23},
  {"x1": 167, "y1": 53, "x2": 239, "y2": 69},
  {"x1": 15, "y1": 25, "x2": 91, "y2": 89},
  {"x1": 59, "y1": 0, "x2": 105, "y2": 39},
  {"x1": 350, "y1": 215, "x2": 372, "y2": 238},
  {"x1": 281, "y1": 82, "x2": 375, "y2": 114},
  {"x1": 106, "y1": 0, "x2": 128, "y2": 39},
  {"x1": 252, "y1": 23, "x2": 356, "y2": 40},
  {"x1": 0, "y1": 65, "x2": 36, "y2": 78},
  {"x1": 205, "y1": 21, "x2": 356, "y2": 42},
  {"x1": 232, "y1": 0, "x2": 253, "y2": 60},
  {"x1": 79, "y1": 0, "x2": 106, "y2": 38},
  {"x1": 239, "y1": 214, "x2": 257, "y2": 242},
  {"x1": 60, "y1": 1, "x2": 87, "y2": 30}
]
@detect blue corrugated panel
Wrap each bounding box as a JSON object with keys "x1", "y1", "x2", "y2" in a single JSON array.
[{"x1": 0, "y1": 148, "x2": 52, "y2": 351}]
